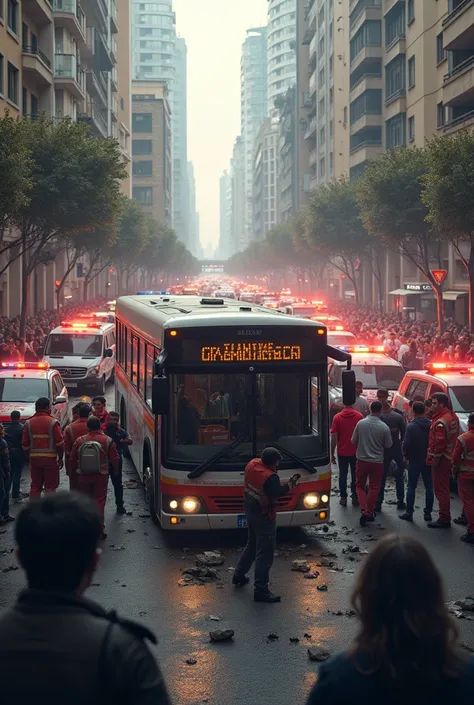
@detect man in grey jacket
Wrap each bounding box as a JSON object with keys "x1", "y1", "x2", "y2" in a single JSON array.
[
  {"x1": 352, "y1": 400, "x2": 392, "y2": 526},
  {"x1": 0, "y1": 492, "x2": 172, "y2": 705}
]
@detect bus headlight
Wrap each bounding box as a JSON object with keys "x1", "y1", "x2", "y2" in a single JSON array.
[
  {"x1": 303, "y1": 493, "x2": 320, "y2": 509},
  {"x1": 321, "y1": 494, "x2": 329, "y2": 504},
  {"x1": 169, "y1": 499, "x2": 178, "y2": 510},
  {"x1": 182, "y1": 497, "x2": 200, "y2": 513}
]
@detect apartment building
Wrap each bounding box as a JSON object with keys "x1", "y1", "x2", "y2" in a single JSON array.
[
  {"x1": 253, "y1": 117, "x2": 279, "y2": 241},
  {"x1": 131, "y1": 81, "x2": 172, "y2": 226},
  {"x1": 267, "y1": 0, "x2": 297, "y2": 115},
  {"x1": 116, "y1": 0, "x2": 131, "y2": 195},
  {"x1": 218, "y1": 169, "x2": 232, "y2": 260},
  {"x1": 230, "y1": 136, "x2": 245, "y2": 255}
]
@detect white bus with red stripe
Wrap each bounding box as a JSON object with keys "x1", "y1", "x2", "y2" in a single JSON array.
[{"x1": 115, "y1": 294, "x2": 353, "y2": 530}]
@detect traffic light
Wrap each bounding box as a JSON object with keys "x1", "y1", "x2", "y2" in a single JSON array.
[{"x1": 55, "y1": 280, "x2": 61, "y2": 289}]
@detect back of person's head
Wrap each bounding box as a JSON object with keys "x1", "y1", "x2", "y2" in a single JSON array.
[
  {"x1": 10, "y1": 410, "x2": 20, "y2": 421},
  {"x1": 15, "y1": 492, "x2": 101, "y2": 592},
  {"x1": 370, "y1": 400, "x2": 383, "y2": 415},
  {"x1": 35, "y1": 396, "x2": 51, "y2": 412},
  {"x1": 87, "y1": 416, "x2": 101, "y2": 431},
  {"x1": 109, "y1": 411, "x2": 120, "y2": 420},
  {"x1": 78, "y1": 403, "x2": 91, "y2": 419},
  {"x1": 351, "y1": 534, "x2": 461, "y2": 682},
  {"x1": 469, "y1": 412, "x2": 474, "y2": 428},
  {"x1": 413, "y1": 401, "x2": 426, "y2": 417},
  {"x1": 261, "y1": 446, "x2": 283, "y2": 467},
  {"x1": 425, "y1": 398, "x2": 433, "y2": 409},
  {"x1": 381, "y1": 401, "x2": 391, "y2": 413}
]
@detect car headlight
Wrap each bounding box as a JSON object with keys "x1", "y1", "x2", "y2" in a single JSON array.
[
  {"x1": 321, "y1": 493, "x2": 329, "y2": 504},
  {"x1": 303, "y1": 492, "x2": 320, "y2": 509},
  {"x1": 182, "y1": 496, "x2": 200, "y2": 513},
  {"x1": 88, "y1": 367, "x2": 99, "y2": 376}
]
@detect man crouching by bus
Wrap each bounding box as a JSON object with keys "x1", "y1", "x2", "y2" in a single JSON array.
[{"x1": 232, "y1": 447, "x2": 299, "y2": 603}]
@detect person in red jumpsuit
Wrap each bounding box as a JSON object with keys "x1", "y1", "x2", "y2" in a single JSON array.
[
  {"x1": 64, "y1": 403, "x2": 91, "y2": 491},
  {"x1": 452, "y1": 412, "x2": 474, "y2": 544},
  {"x1": 22, "y1": 397, "x2": 64, "y2": 497},
  {"x1": 426, "y1": 392, "x2": 459, "y2": 529}
]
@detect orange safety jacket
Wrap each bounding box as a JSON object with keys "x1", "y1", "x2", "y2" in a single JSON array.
[
  {"x1": 244, "y1": 458, "x2": 278, "y2": 520},
  {"x1": 452, "y1": 431, "x2": 474, "y2": 474},
  {"x1": 70, "y1": 430, "x2": 119, "y2": 476},
  {"x1": 21, "y1": 411, "x2": 64, "y2": 467},
  {"x1": 64, "y1": 419, "x2": 89, "y2": 472},
  {"x1": 427, "y1": 409, "x2": 459, "y2": 465}
]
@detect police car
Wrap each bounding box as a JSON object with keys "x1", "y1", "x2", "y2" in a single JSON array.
[
  {"x1": 328, "y1": 345, "x2": 405, "y2": 419},
  {"x1": 326, "y1": 327, "x2": 357, "y2": 348},
  {"x1": 0, "y1": 361, "x2": 69, "y2": 429},
  {"x1": 41, "y1": 319, "x2": 115, "y2": 394},
  {"x1": 393, "y1": 362, "x2": 474, "y2": 432}
]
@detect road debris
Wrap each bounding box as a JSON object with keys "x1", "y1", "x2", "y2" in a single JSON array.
[
  {"x1": 109, "y1": 545, "x2": 125, "y2": 551},
  {"x1": 289, "y1": 637, "x2": 300, "y2": 643},
  {"x1": 329, "y1": 609, "x2": 356, "y2": 617},
  {"x1": 304, "y1": 633, "x2": 312, "y2": 639},
  {"x1": 292, "y1": 559, "x2": 310, "y2": 572},
  {"x1": 139, "y1": 513, "x2": 151, "y2": 519},
  {"x1": 342, "y1": 545, "x2": 360, "y2": 554},
  {"x1": 317, "y1": 584, "x2": 328, "y2": 591},
  {"x1": 446, "y1": 598, "x2": 474, "y2": 619},
  {"x1": 320, "y1": 550, "x2": 337, "y2": 558},
  {"x1": 209, "y1": 615, "x2": 220, "y2": 621},
  {"x1": 1, "y1": 564, "x2": 19, "y2": 573},
  {"x1": 185, "y1": 658, "x2": 197, "y2": 665},
  {"x1": 196, "y1": 551, "x2": 225, "y2": 566},
  {"x1": 267, "y1": 633, "x2": 279, "y2": 641},
  {"x1": 316, "y1": 559, "x2": 336, "y2": 568},
  {"x1": 304, "y1": 572, "x2": 320, "y2": 579},
  {"x1": 209, "y1": 629, "x2": 234, "y2": 642},
  {"x1": 308, "y1": 647, "x2": 331, "y2": 662}
]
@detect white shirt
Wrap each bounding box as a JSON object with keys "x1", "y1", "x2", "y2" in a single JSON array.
[{"x1": 398, "y1": 343, "x2": 409, "y2": 362}]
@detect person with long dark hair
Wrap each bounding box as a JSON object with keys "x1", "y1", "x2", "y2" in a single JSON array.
[{"x1": 306, "y1": 534, "x2": 474, "y2": 704}]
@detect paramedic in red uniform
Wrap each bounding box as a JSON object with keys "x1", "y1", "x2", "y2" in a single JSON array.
[
  {"x1": 426, "y1": 392, "x2": 459, "y2": 529},
  {"x1": 452, "y1": 412, "x2": 474, "y2": 544},
  {"x1": 70, "y1": 415, "x2": 119, "y2": 540},
  {"x1": 232, "y1": 447, "x2": 299, "y2": 603},
  {"x1": 63, "y1": 403, "x2": 91, "y2": 491},
  {"x1": 22, "y1": 397, "x2": 64, "y2": 497}
]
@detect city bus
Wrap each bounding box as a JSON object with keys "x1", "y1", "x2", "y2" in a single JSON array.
[{"x1": 115, "y1": 294, "x2": 354, "y2": 530}]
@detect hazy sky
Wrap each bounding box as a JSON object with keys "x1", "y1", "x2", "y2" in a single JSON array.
[{"x1": 173, "y1": 0, "x2": 268, "y2": 252}]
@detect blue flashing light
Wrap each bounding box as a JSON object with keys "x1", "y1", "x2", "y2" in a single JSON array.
[{"x1": 136, "y1": 291, "x2": 160, "y2": 295}]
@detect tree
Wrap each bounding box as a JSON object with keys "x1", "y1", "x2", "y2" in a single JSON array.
[
  {"x1": 109, "y1": 197, "x2": 148, "y2": 294},
  {"x1": 305, "y1": 177, "x2": 370, "y2": 305},
  {"x1": 0, "y1": 115, "x2": 32, "y2": 236},
  {"x1": 356, "y1": 147, "x2": 446, "y2": 331},
  {"x1": 422, "y1": 131, "x2": 474, "y2": 331},
  {"x1": 3, "y1": 117, "x2": 126, "y2": 336}
]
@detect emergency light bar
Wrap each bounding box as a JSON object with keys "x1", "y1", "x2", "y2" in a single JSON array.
[
  {"x1": 336, "y1": 345, "x2": 385, "y2": 354},
  {"x1": 1, "y1": 361, "x2": 50, "y2": 369},
  {"x1": 136, "y1": 291, "x2": 172, "y2": 295},
  {"x1": 426, "y1": 362, "x2": 474, "y2": 373},
  {"x1": 61, "y1": 321, "x2": 103, "y2": 329}
]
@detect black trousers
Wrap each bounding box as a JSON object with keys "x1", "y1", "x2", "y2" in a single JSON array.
[
  {"x1": 109, "y1": 456, "x2": 124, "y2": 507},
  {"x1": 235, "y1": 500, "x2": 276, "y2": 592}
]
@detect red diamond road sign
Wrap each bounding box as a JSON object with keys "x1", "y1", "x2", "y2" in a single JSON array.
[{"x1": 431, "y1": 269, "x2": 447, "y2": 286}]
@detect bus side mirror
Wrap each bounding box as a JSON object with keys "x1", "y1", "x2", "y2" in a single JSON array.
[
  {"x1": 152, "y1": 376, "x2": 169, "y2": 415},
  {"x1": 342, "y1": 369, "x2": 356, "y2": 406}
]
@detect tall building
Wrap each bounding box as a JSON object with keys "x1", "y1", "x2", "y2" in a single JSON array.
[
  {"x1": 240, "y1": 27, "x2": 268, "y2": 249},
  {"x1": 116, "y1": 0, "x2": 132, "y2": 195},
  {"x1": 131, "y1": 81, "x2": 172, "y2": 226},
  {"x1": 230, "y1": 136, "x2": 245, "y2": 255},
  {"x1": 218, "y1": 170, "x2": 232, "y2": 259},
  {"x1": 253, "y1": 117, "x2": 279, "y2": 241},
  {"x1": 187, "y1": 161, "x2": 199, "y2": 257},
  {"x1": 173, "y1": 36, "x2": 189, "y2": 247},
  {"x1": 267, "y1": 0, "x2": 297, "y2": 115}
]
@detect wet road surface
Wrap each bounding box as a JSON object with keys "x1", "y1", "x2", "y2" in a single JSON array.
[{"x1": 1, "y1": 382, "x2": 474, "y2": 705}]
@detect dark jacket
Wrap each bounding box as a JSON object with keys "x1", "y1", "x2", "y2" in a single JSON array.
[
  {"x1": 306, "y1": 650, "x2": 474, "y2": 705},
  {"x1": 380, "y1": 409, "x2": 406, "y2": 447},
  {"x1": 5, "y1": 421, "x2": 24, "y2": 463},
  {"x1": 0, "y1": 437, "x2": 10, "y2": 477},
  {"x1": 0, "y1": 590, "x2": 172, "y2": 705},
  {"x1": 403, "y1": 416, "x2": 432, "y2": 468}
]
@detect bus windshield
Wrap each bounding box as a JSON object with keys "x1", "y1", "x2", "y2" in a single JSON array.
[{"x1": 166, "y1": 370, "x2": 325, "y2": 469}]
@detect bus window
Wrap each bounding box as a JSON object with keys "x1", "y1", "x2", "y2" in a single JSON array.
[
  {"x1": 145, "y1": 345, "x2": 154, "y2": 406},
  {"x1": 138, "y1": 338, "x2": 145, "y2": 396}
]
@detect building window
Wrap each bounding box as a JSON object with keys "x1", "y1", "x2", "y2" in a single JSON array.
[
  {"x1": 319, "y1": 156, "x2": 326, "y2": 178},
  {"x1": 386, "y1": 113, "x2": 406, "y2": 149},
  {"x1": 385, "y1": 55, "x2": 406, "y2": 101},
  {"x1": 133, "y1": 160, "x2": 153, "y2": 177},
  {"x1": 132, "y1": 139, "x2": 152, "y2": 155},
  {"x1": 0, "y1": 0, "x2": 3, "y2": 21},
  {"x1": 132, "y1": 112, "x2": 152, "y2": 132},
  {"x1": 7, "y1": 0, "x2": 17, "y2": 34},
  {"x1": 437, "y1": 102, "x2": 444, "y2": 128},
  {"x1": 385, "y1": 2, "x2": 406, "y2": 47},
  {"x1": 350, "y1": 20, "x2": 382, "y2": 62},
  {"x1": 408, "y1": 115, "x2": 415, "y2": 142},
  {"x1": 408, "y1": 56, "x2": 415, "y2": 88},
  {"x1": 31, "y1": 93, "x2": 38, "y2": 118},
  {"x1": 436, "y1": 33, "x2": 445, "y2": 64},
  {"x1": 7, "y1": 62, "x2": 18, "y2": 105},
  {"x1": 133, "y1": 186, "x2": 153, "y2": 205},
  {"x1": 22, "y1": 86, "x2": 27, "y2": 114},
  {"x1": 407, "y1": 0, "x2": 414, "y2": 24},
  {"x1": 0, "y1": 54, "x2": 3, "y2": 96}
]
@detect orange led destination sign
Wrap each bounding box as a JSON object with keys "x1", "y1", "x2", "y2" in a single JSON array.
[{"x1": 201, "y1": 342, "x2": 302, "y2": 362}]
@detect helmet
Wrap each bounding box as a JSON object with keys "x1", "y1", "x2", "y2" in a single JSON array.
[{"x1": 261, "y1": 447, "x2": 283, "y2": 466}]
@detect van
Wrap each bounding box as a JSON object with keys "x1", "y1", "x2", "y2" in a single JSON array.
[{"x1": 41, "y1": 320, "x2": 115, "y2": 394}]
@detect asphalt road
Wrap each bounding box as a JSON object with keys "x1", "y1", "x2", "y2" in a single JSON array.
[{"x1": 1, "y1": 382, "x2": 474, "y2": 705}]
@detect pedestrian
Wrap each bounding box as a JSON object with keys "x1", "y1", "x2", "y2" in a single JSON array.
[
  {"x1": 352, "y1": 401, "x2": 392, "y2": 527},
  {"x1": 402, "y1": 341, "x2": 422, "y2": 371},
  {"x1": 305, "y1": 534, "x2": 474, "y2": 705},
  {"x1": 353, "y1": 380, "x2": 369, "y2": 417},
  {"x1": 400, "y1": 401, "x2": 433, "y2": 523},
  {"x1": 104, "y1": 410, "x2": 133, "y2": 515},
  {"x1": 5, "y1": 410, "x2": 25, "y2": 500},
  {"x1": 64, "y1": 403, "x2": 91, "y2": 492},
  {"x1": 0, "y1": 492, "x2": 172, "y2": 705},
  {"x1": 427, "y1": 392, "x2": 460, "y2": 529},
  {"x1": 0, "y1": 423, "x2": 12, "y2": 524},
  {"x1": 22, "y1": 397, "x2": 64, "y2": 498},
  {"x1": 330, "y1": 403, "x2": 362, "y2": 507},
  {"x1": 376, "y1": 388, "x2": 403, "y2": 414},
  {"x1": 70, "y1": 415, "x2": 119, "y2": 540},
  {"x1": 397, "y1": 333, "x2": 409, "y2": 363},
  {"x1": 91, "y1": 395, "x2": 111, "y2": 427},
  {"x1": 232, "y1": 447, "x2": 299, "y2": 603},
  {"x1": 377, "y1": 400, "x2": 406, "y2": 512},
  {"x1": 452, "y1": 412, "x2": 474, "y2": 544}
]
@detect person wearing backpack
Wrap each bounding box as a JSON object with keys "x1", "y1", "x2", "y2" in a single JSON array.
[
  {"x1": 64, "y1": 404, "x2": 91, "y2": 492},
  {"x1": 70, "y1": 416, "x2": 119, "y2": 539}
]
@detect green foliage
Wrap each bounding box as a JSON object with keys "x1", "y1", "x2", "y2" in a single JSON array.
[{"x1": 0, "y1": 115, "x2": 32, "y2": 230}]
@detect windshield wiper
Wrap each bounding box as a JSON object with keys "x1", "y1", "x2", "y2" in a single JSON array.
[
  {"x1": 187, "y1": 433, "x2": 247, "y2": 480},
  {"x1": 269, "y1": 442, "x2": 318, "y2": 475}
]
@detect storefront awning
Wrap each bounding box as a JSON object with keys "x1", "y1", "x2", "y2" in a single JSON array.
[
  {"x1": 443, "y1": 290, "x2": 468, "y2": 301},
  {"x1": 389, "y1": 289, "x2": 412, "y2": 296}
]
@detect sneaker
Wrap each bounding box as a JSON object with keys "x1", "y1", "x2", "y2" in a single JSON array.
[
  {"x1": 453, "y1": 515, "x2": 468, "y2": 526},
  {"x1": 116, "y1": 505, "x2": 127, "y2": 515},
  {"x1": 399, "y1": 512, "x2": 413, "y2": 522},
  {"x1": 366, "y1": 513, "x2": 375, "y2": 523},
  {"x1": 428, "y1": 519, "x2": 451, "y2": 529},
  {"x1": 339, "y1": 497, "x2": 347, "y2": 507},
  {"x1": 424, "y1": 512, "x2": 432, "y2": 522},
  {"x1": 1, "y1": 515, "x2": 15, "y2": 523},
  {"x1": 397, "y1": 501, "x2": 407, "y2": 511},
  {"x1": 351, "y1": 495, "x2": 359, "y2": 507},
  {"x1": 254, "y1": 590, "x2": 281, "y2": 603},
  {"x1": 460, "y1": 533, "x2": 474, "y2": 544},
  {"x1": 359, "y1": 514, "x2": 368, "y2": 527},
  {"x1": 232, "y1": 574, "x2": 250, "y2": 587}
]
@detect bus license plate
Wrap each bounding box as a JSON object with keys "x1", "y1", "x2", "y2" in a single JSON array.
[
  {"x1": 65, "y1": 382, "x2": 78, "y2": 388},
  {"x1": 237, "y1": 515, "x2": 247, "y2": 529}
]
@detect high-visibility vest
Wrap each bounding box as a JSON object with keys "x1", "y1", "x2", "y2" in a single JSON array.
[
  {"x1": 428, "y1": 410, "x2": 459, "y2": 462},
  {"x1": 23, "y1": 412, "x2": 62, "y2": 461},
  {"x1": 244, "y1": 458, "x2": 277, "y2": 519},
  {"x1": 457, "y1": 432, "x2": 474, "y2": 473}
]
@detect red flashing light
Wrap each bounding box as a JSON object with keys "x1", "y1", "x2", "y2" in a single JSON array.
[
  {"x1": 345, "y1": 345, "x2": 385, "y2": 354},
  {"x1": 61, "y1": 320, "x2": 103, "y2": 329},
  {"x1": 1, "y1": 361, "x2": 50, "y2": 370},
  {"x1": 426, "y1": 362, "x2": 474, "y2": 373}
]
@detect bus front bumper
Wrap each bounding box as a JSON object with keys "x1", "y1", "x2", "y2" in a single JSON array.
[{"x1": 160, "y1": 509, "x2": 329, "y2": 530}]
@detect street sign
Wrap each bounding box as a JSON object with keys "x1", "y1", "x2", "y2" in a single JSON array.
[{"x1": 431, "y1": 269, "x2": 447, "y2": 286}]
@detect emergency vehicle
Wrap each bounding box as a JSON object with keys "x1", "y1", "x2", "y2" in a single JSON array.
[
  {"x1": 41, "y1": 320, "x2": 115, "y2": 394},
  {"x1": 326, "y1": 328, "x2": 357, "y2": 348},
  {"x1": 393, "y1": 363, "x2": 474, "y2": 432},
  {"x1": 328, "y1": 345, "x2": 405, "y2": 419},
  {"x1": 0, "y1": 361, "x2": 69, "y2": 430}
]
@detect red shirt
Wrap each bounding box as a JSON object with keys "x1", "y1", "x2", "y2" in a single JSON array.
[
  {"x1": 93, "y1": 409, "x2": 111, "y2": 428},
  {"x1": 331, "y1": 407, "x2": 363, "y2": 456}
]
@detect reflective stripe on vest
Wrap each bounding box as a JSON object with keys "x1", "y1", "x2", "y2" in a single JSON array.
[
  {"x1": 29, "y1": 418, "x2": 58, "y2": 458},
  {"x1": 431, "y1": 416, "x2": 458, "y2": 460},
  {"x1": 459, "y1": 435, "x2": 474, "y2": 472}
]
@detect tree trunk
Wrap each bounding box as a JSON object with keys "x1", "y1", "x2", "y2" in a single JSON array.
[
  {"x1": 56, "y1": 288, "x2": 60, "y2": 312},
  {"x1": 468, "y1": 261, "x2": 474, "y2": 333},
  {"x1": 435, "y1": 288, "x2": 444, "y2": 334},
  {"x1": 19, "y1": 252, "x2": 30, "y2": 359},
  {"x1": 83, "y1": 278, "x2": 89, "y2": 302}
]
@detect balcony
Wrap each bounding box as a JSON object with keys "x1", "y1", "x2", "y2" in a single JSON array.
[
  {"x1": 22, "y1": 45, "x2": 53, "y2": 86},
  {"x1": 309, "y1": 71, "x2": 317, "y2": 96},
  {"x1": 78, "y1": 101, "x2": 108, "y2": 138},
  {"x1": 301, "y1": 91, "x2": 312, "y2": 109},
  {"x1": 350, "y1": 112, "x2": 383, "y2": 135},
  {"x1": 309, "y1": 148, "x2": 318, "y2": 166},
  {"x1": 110, "y1": 36, "x2": 117, "y2": 64},
  {"x1": 110, "y1": 0, "x2": 118, "y2": 33},
  {"x1": 385, "y1": 87, "x2": 406, "y2": 106},
  {"x1": 111, "y1": 95, "x2": 118, "y2": 122},
  {"x1": 443, "y1": 55, "x2": 474, "y2": 106},
  {"x1": 111, "y1": 66, "x2": 118, "y2": 92},
  {"x1": 350, "y1": 142, "x2": 382, "y2": 166},
  {"x1": 383, "y1": 0, "x2": 402, "y2": 15},
  {"x1": 305, "y1": 116, "x2": 318, "y2": 140},
  {"x1": 443, "y1": 107, "x2": 474, "y2": 132},
  {"x1": 384, "y1": 34, "x2": 406, "y2": 64},
  {"x1": 350, "y1": 45, "x2": 383, "y2": 72},
  {"x1": 443, "y1": 1, "x2": 474, "y2": 52},
  {"x1": 309, "y1": 33, "x2": 317, "y2": 60},
  {"x1": 350, "y1": 3, "x2": 382, "y2": 37},
  {"x1": 350, "y1": 72, "x2": 382, "y2": 99},
  {"x1": 21, "y1": 0, "x2": 52, "y2": 27},
  {"x1": 54, "y1": 54, "x2": 85, "y2": 100},
  {"x1": 53, "y1": 0, "x2": 86, "y2": 45},
  {"x1": 85, "y1": 69, "x2": 107, "y2": 106}
]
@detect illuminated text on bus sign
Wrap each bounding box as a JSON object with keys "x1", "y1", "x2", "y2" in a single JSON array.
[{"x1": 201, "y1": 342, "x2": 302, "y2": 362}]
